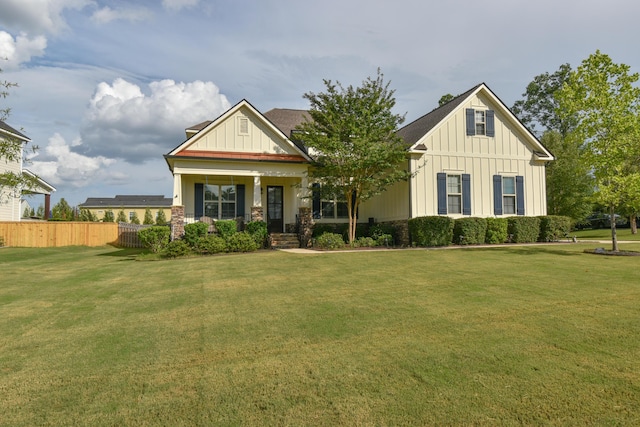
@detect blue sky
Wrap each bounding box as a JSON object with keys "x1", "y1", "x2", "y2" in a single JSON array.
[{"x1": 2, "y1": 0, "x2": 640, "y2": 207}]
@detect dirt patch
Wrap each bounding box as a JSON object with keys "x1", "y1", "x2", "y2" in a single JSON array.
[{"x1": 584, "y1": 248, "x2": 640, "y2": 256}]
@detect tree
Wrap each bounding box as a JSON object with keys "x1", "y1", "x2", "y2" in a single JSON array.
[
  {"x1": 116, "y1": 209, "x2": 127, "y2": 223},
  {"x1": 78, "y1": 208, "x2": 97, "y2": 222},
  {"x1": 51, "y1": 198, "x2": 74, "y2": 221},
  {"x1": 556, "y1": 50, "x2": 640, "y2": 251},
  {"x1": 36, "y1": 204, "x2": 44, "y2": 219},
  {"x1": 103, "y1": 209, "x2": 115, "y2": 223},
  {"x1": 143, "y1": 207, "x2": 154, "y2": 225},
  {"x1": 296, "y1": 69, "x2": 412, "y2": 244},
  {"x1": 155, "y1": 209, "x2": 167, "y2": 225},
  {"x1": 438, "y1": 94, "x2": 456, "y2": 107},
  {"x1": 130, "y1": 212, "x2": 140, "y2": 225}
]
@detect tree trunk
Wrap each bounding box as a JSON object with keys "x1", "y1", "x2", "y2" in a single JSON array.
[
  {"x1": 610, "y1": 206, "x2": 619, "y2": 252},
  {"x1": 631, "y1": 214, "x2": 637, "y2": 235}
]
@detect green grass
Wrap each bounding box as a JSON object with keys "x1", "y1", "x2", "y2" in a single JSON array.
[
  {"x1": 572, "y1": 227, "x2": 640, "y2": 241},
  {"x1": 1, "y1": 244, "x2": 640, "y2": 425}
]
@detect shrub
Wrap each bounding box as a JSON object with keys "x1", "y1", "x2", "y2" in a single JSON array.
[
  {"x1": 116, "y1": 209, "x2": 127, "y2": 223},
  {"x1": 507, "y1": 216, "x2": 541, "y2": 243},
  {"x1": 374, "y1": 233, "x2": 394, "y2": 247},
  {"x1": 143, "y1": 208, "x2": 155, "y2": 225},
  {"x1": 216, "y1": 219, "x2": 237, "y2": 239},
  {"x1": 194, "y1": 234, "x2": 228, "y2": 254},
  {"x1": 226, "y1": 232, "x2": 259, "y2": 252},
  {"x1": 314, "y1": 232, "x2": 346, "y2": 250},
  {"x1": 183, "y1": 222, "x2": 209, "y2": 247},
  {"x1": 485, "y1": 218, "x2": 508, "y2": 244},
  {"x1": 103, "y1": 210, "x2": 115, "y2": 223},
  {"x1": 408, "y1": 216, "x2": 454, "y2": 247},
  {"x1": 138, "y1": 226, "x2": 171, "y2": 253},
  {"x1": 161, "y1": 240, "x2": 191, "y2": 258},
  {"x1": 130, "y1": 212, "x2": 141, "y2": 225},
  {"x1": 453, "y1": 217, "x2": 487, "y2": 245},
  {"x1": 353, "y1": 236, "x2": 377, "y2": 248},
  {"x1": 538, "y1": 215, "x2": 572, "y2": 242},
  {"x1": 246, "y1": 220, "x2": 268, "y2": 248},
  {"x1": 312, "y1": 223, "x2": 335, "y2": 237},
  {"x1": 155, "y1": 210, "x2": 168, "y2": 226}
]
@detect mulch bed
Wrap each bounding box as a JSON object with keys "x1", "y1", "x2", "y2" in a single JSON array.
[{"x1": 584, "y1": 248, "x2": 640, "y2": 256}]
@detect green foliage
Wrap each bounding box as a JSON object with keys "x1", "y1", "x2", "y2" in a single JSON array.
[
  {"x1": 143, "y1": 208, "x2": 154, "y2": 225},
  {"x1": 78, "y1": 208, "x2": 97, "y2": 222},
  {"x1": 116, "y1": 209, "x2": 127, "y2": 223},
  {"x1": 245, "y1": 220, "x2": 268, "y2": 248},
  {"x1": 438, "y1": 93, "x2": 457, "y2": 107},
  {"x1": 507, "y1": 217, "x2": 542, "y2": 243},
  {"x1": 130, "y1": 212, "x2": 140, "y2": 225},
  {"x1": 215, "y1": 219, "x2": 237, "y2": 239},
  {"x1": 485, "y1": 218, "x2": 508, "y2": 244},
  {"x1": 353, "y1": 236, "x2": 377, "y2": 248},
  {"x1": 103, "y1": 210, "x2": 115, "y2": 223},
  {"x1": 194, "y1": 235, "x2": 228, "y2": 254},
  {"x1": 183, "y1": 222, "x2": 209, "y2": 247},
  {"x1": 312, "y1": 223, "x2": 336, "y2": 237},
  {"x1": 51, "y1": 198, "x2": 74, "y2": 221},
  {"x1": 0, "y1": 236, "x2": 4, "y2": 247},
  {"x1": 453, "y1": 217, "x2": 487, "y2": 245},
  {"x1": 137, "y1": 226, "x2": 171, "y2": 253},
  {"x1": 161, "y1": 240, "x2": 191, "y2": 258},
  {"x1": 538, "y1": 215, "x2": 572, "y2": 242},
  {"x1": 36, "y1": 205, "x2": 44, "y2": 219},
  {"x1": 314, "y1": 232, "x2": 346, "y2": 250},
  {"x1": 226, "y1": 232, "x2": 259, "y2": 252},
  {"x1": 296, "y1": 69, "x2": 412, "y2": 244},
  {"x1": 408, "y1": 216, "x2": 454, "y2": 247},
  {"x1": 155, "y1": 209, "x2": 168, "y2": 226},
  {"x1": 22, "y1": 206, "x2": 31, "y2": 218}
]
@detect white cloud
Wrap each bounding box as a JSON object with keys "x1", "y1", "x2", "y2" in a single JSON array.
[
  {"x1": 162, "y1": 0, "x2": 200, "y2": 12},
  {"x1": 79, "y1": 78, "x2": 231, "y2": 162},
  {"x1": 29, "y1": 133, "x2": 115, "y2": 188},
  {"x1": 91, "y1": 6, "x2": 153, "y2": 24},
  {"x1": 0, "y1": 31, "x2": 47, "y2": 70},
  {"x1": 0, "y1": 0, "x2": 92, "y2": 35}
]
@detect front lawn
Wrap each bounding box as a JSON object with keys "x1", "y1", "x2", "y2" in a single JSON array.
[
  {"x1": 573, "y1": 227, "x2": 640, "y2": 241},
  {"x1": 1, "y1": 244, "x2": 639, "y2": 425}
]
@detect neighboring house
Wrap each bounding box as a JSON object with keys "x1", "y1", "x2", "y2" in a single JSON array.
[
  {"x1": 164, "y1": 83, "x2": 553, "y2": 243},
  {"x1": 78, "y1": 195, "x2": 173, "y2": 222},
  {"x1": 0, "y1": 120, "x2": 56, "y2": 221}
]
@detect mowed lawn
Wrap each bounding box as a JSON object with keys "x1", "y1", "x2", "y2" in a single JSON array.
[{"x1": 1, "y1": 243, "x2": 640, "y2": 426}]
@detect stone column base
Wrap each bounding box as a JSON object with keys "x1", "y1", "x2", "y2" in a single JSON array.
[
  {"x1": 170, "y1": 205, "x2": 185, "y2": 241},
  {"x1": 298, "y1": 207, "x2": 313, "y2": 247},
  {"x1": 251, "y1": 206, "x2": 264, "y2": 222}
]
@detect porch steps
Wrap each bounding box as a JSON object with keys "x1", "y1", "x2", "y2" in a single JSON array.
[{"x1": 270, "y1": 233, "x2": 300, "y2": 249}]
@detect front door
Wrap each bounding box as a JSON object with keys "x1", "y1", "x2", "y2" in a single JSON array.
[{"x1": 267, "y1": 186, "x2": 284, "y2": 233}]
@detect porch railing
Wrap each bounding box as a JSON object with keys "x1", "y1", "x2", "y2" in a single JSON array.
[{"x1": 183, "y1": 213, "x2": 252, "y2": 225}]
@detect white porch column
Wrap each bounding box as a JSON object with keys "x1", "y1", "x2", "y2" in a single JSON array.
[
  {"x1": 299, "y1": 174, "x2": 310, "y2": 207},
  {"x1": 253, "y1": 175, "x2": 262, "y2": 206},
  {"x1": 173, "y1": 173, "x2": 182, "y2": 206}
]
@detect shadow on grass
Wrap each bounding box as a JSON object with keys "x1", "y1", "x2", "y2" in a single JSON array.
[
  {"x1": 97, "y1": 246, "x2": 148, "y2": 259},
  {"x1": 467, "y1": 245, "x2": 584, "y2": 257}
]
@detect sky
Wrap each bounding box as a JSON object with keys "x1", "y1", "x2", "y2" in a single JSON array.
[{"x1": 2, "y1": 0, "x2": 640, "y2": 208}]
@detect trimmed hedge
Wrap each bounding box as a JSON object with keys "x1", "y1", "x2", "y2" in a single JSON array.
[
  {"x1": 507, "y1": 216, "x2": 541, "y2": 243},
  {"x1": 194, "y1": 235, "x2": 227, "y2": 254},
  {"x1": 485, "y1": 218, "x2": 508, "y2": 244},
  {"x1": 226, "y1": 232, "x2": 259, "y2": 252},
  {"x1": 183, "y1": 222, "x2": 209, "y2": 246},
  {"x1": 246, "y1": 220, "x2": 268, "y2": 248},
  {"x1": 215, "y1": 219, "x2": 237, "y2": 239},
  {"x1": 408, "y1": 216, "x2": 454, "y2": 247},
  {"x1": 538, "y1": 215, "x2": 572, "y2": 242},
  {"x1": 137, "y1": 226, "x2": 171, "y2": 253},
  {"x1": 453, "y1": 217, "x2": 487, "y2": 245},
  {"x1": 314, "y1": 232, "x2": 346, "y2": 250}
]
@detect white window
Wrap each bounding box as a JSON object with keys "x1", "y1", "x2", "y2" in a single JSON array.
[
  {"x1": 502, "y1": 177, "x2": 516, "y2": 215},
  {"x1": 447, "y1": 175, "x2": 462, "y2": 214},
  {"x1": 129, "y1": 211, "x2": 135, "y2": 220},
  {"x1": 204, "y1": 184, "x2": 236, "y2": 219},
  {"x1": 475, "y1": 110, "x2": 486, "y2": 136},
  {"x1": 321, "y1": 197, "x2": 349, "y2": 219}
]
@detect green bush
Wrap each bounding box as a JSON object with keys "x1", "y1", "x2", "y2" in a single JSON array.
[
  {"x1": 216, "y1": 219, "x2": 237, "y2": 239},
  {"x1": 507, "y1": 216, "x2": 541, "y2": 243},
  {"x1": 137, "y1": 226, "x2": 171, "y2": 253},
  {"x1": 130, "y1": 212, "x2": 141, "y2": 225},
  {"x1": 538, "y1": 215, "x2": 572, "y2": 242},
  {"x1": 485, "y1": 218, "x2": 508, "y2": 244},
  {"x1": 374, "y1": 233, "x2": 394, "y2": 247},
  {"x1": 312, "y1": 223, "x2": 335, "y2": 237},
  {"x1": 162, "y1": 240, "x2": 191, "y2": 258},
  {"x1": 155, "y1": 210, "x2": 168, "y2": 226},
  {"x1": 226, "y1": 232, "x2": 259, "y2": 252},
  {"x1": 353, "y1": 236, "x2": 377, "y2": 248},
  {"x1": 246, "y1": 220, "x2": 268, "y2": 248},
  {"x1": 194, "y1": 234, "x2": 228, "y2": 254},
  {"x1": 314, "y1": 232, "x2": 346, "y2": 250},
  {"x1": 453, "y1": 217, "x2": 487, "y2": 245},
  {"x1": 102, "y1": 210, "x2": 115, "y2": 223},
  {"x1": 183, "y1": 222, "x2": 209, "y2": 247},
  {"x1": 408, "y1": 216, "x2": 454, "y2": 247}
]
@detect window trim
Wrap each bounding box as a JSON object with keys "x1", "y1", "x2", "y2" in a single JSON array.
[
  {"x1": 203, "y1": 184, "x2": 237, "y2": 220},
  {"x1": 437, "y1": 172, "x2": 471, "y2": 216}
]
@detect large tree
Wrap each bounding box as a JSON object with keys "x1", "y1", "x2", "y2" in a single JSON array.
[
  {"x1": 512, "y1": 64, "x2": 592, "y2": 222},
  {"x1": 556, "y1": 50, "x2": 640, "y2": 251},
  {"x1": 296, "y1": 70, "x2": 411, "y2": 244}
]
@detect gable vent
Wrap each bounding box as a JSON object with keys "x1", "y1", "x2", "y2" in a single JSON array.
[{"x1": 238, "y1": 116, "x2": 249, "y2": 135}]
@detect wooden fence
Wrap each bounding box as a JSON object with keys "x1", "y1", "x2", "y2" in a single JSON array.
[
  {"x1": 0, "y1": 221, "x2": 119, "y2": 247},
  {"x1": 117, "y1": 223, "x2": 153, "y2": 248}
]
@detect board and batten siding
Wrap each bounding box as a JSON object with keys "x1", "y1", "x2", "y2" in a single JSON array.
[
  {"x1": 0, "y1": 145, "x2": 23, "y2": 221},
  {"x1": 410, "y1": 92, "x2": 547, "y2": 218},
  {"x1": 186, "y1": 106, "x2": 299, "y2": 155}
]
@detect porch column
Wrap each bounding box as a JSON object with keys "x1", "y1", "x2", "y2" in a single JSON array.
[
  {"x1": 44, "y1": 193, "x2": 51, "y2": 220},
  {"x1": 299, "y1": 174, "x2": 310, "y2": 208},
  {"x1": 173, "y1": 173, "x2": 182, "y2": 206},
  {"x1": 251, "y1": 175, "x2": 264, "y2": 222}
]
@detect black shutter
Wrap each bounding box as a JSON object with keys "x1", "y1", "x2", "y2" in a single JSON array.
[
  {"x1": 516, "y1": 176, "x2": 525, "y2": 215},
  {"x1": 466, "y1": 109, "x2": 475, "y2": 136},
  {"x1": 312, "y1": 183, "x2": 321, "y2": 219},
  {"x1": 462, "y1": 174, "x2": 471, "y2": 215},
  {"x1": 236, "y1": 184, "x2": 245, "y2": 218},
  {"x1": 195, "y1": 183, "x2": 204, "y2": 218},
  {"x1": 437, "y1": 173, "x2": 447, "y2": 215},
  {"x1": 493, "y1": 175, "x2": 502, "y2": 216},
  {"x1": 486, "y1": 110, "x2": 495, "y2": 137}
]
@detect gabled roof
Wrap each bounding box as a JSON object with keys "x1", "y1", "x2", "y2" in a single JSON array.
[
  {"x1": 0, "y1": 120, "x2": 30, "y2": 141},
  {"x1": 397, "y1": 83, "x2": 553, "y2": 160},
  {"x1": 22, "y1": 169, "x2": 56, "y2": 194},
  {"x1": 78, "y1": 195, "x2": 172, "y2": 208}
]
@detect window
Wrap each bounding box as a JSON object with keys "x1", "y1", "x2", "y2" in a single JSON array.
[
  {"x1": 502, "y1": 177, "x2": 516, "y2": 215},
  {"x1": 129, "y1": 211, "x2": 135, "y2": 220},
  {"x1": 204, "y1": 184, "x2": 236, "y2": 219},
  {"x1": 313, "y1": 184, "x2": 350, "y2": 219},
  {"x1": 437, "y1": 173, "x2": 471, "y2": 215},
  {"x1": 466, "y1": 109, "x2": 495, "y2": 137},
  {"x1": 493, "y1": 175, "x2": 524, "y2": 216}
]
